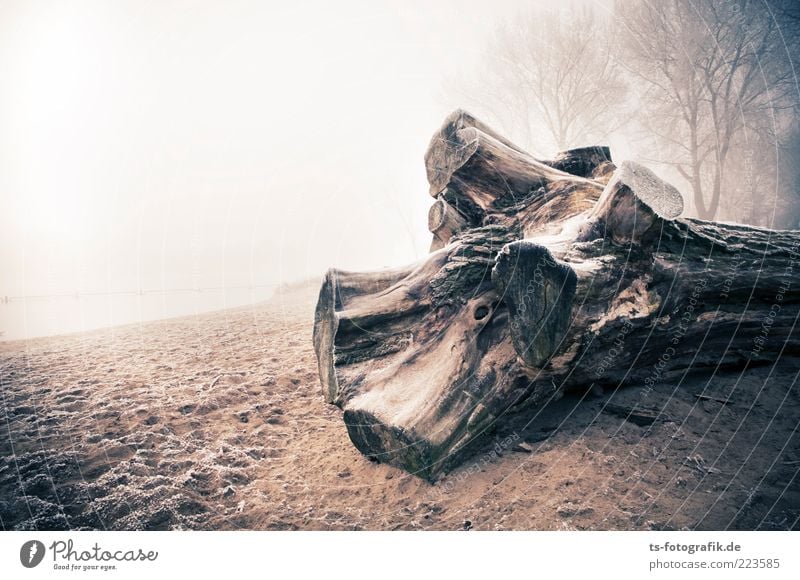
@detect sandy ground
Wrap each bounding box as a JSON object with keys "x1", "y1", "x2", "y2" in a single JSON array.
[{"x1": 1, "y1": 281, "x2": 799, "y2": 531}]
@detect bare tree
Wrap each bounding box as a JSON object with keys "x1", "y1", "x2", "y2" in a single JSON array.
[
  {"x1": 616, "y1": 0, "x2": 796, "y2": 221},
  {"x1": 772, "y1": 0, "x2": 800, "y2": 228},
  {"x1": 449, "y1": 6, "x2": 625, "y2": 155}
]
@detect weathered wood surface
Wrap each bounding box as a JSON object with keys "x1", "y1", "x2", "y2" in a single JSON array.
[{"x1": 313, "y1": 109, "x2": 800, "y2": 480}]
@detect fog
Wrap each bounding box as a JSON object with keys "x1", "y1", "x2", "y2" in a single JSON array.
[
  {"x1": 2, "y1": 0, "x2": 595, "y2": 339},
  {"x1": 14, "y1": 0, "x2": 789, "y2": 341}
]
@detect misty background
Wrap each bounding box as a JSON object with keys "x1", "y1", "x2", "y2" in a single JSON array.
[{"x1": 1, "y1": 0, "x2": 797, "y2": 340}]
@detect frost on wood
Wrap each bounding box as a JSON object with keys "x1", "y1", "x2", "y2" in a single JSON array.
[{"x1": 313, "y1": 109, "x2": 800, "y2": 481}]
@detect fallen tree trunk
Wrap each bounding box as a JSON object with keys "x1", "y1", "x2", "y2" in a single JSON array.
[{"x1": 313, "y1": 110, "x2": 800, "y2": 481}]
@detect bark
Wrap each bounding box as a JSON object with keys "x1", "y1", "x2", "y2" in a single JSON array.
[{"x1": 313, "y1": 110, "x2": 800, "y2": 481}]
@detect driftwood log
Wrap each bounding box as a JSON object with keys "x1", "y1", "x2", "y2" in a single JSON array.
[{"x1": 313, "y1": 109, "x2": 800, "y2": 481}]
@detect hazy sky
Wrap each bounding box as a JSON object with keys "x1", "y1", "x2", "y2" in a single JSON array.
[{"x1": 0, "y1": 0, "x2": 612, "y2": 332}]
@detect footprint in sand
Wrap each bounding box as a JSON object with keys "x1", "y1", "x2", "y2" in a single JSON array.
[{"x1": 80, "y1": 446, "x2": 135, "y2": 479}]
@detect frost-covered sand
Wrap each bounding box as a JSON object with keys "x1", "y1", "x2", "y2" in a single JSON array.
[{"x1": 1, "y1": 281, "x2": 798, "y2": 530}]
